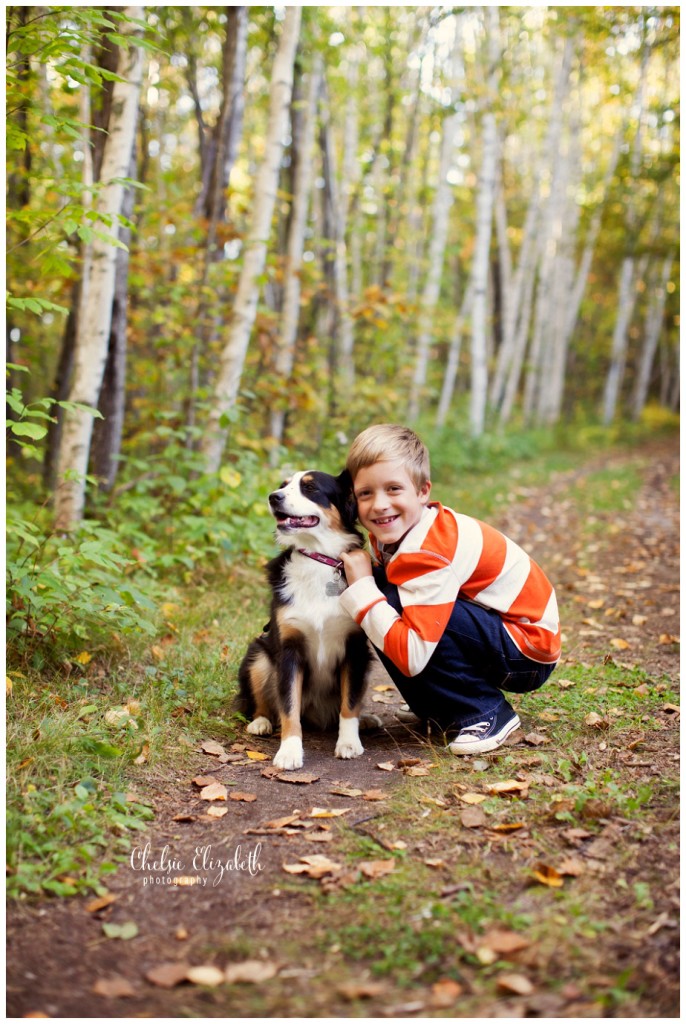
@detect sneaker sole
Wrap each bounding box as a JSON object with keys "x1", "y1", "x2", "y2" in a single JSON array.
[{"x1": 448, "y1": 714, "x2": 521, "y2": 755}]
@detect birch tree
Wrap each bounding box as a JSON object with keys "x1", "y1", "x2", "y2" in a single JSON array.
[
  {"x1": 468, "y1": 6, "x2": 500, "y2": 437},
  {"x1": 54, "y1": 8, "x2": 144, "y2": 532},
  {"x1": 407, "y1": 20, "x2": 463, "y2": 423},
  {"x1": 268, "y1": 59, "x2": 320, "y2": 460},
  {"x1": 201, "y1": 7, "x2": 302, "y2": 473},
  {"x1": 631, "y1": 254, "x2": 674, "y2": 420}
]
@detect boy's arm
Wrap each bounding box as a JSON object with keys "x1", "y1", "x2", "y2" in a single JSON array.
[{"x1": 340, "y1": 550, "x2": 458, "y2": 677}]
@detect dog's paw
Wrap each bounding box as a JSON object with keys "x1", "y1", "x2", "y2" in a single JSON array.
[
  {"x1": 247, "y1": 716, "x2": 273, "y2": 736},
  {"x1": 335, "y1": 737, "x2": 364, "y2": 759},
  {"x1": 359, "y1": 712, "x2": 383, "y2": 731},
  {"x1": 273, "y1": 736, "x2": 304, "y2": 771}
]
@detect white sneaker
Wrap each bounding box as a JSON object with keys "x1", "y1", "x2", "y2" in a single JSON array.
[{"x1": 449, "y1": 710, "x2": 521, "y2": 755}]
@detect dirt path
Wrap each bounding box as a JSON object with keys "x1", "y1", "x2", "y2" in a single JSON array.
[{"x1": 7, "y1": 437, "x2": 679, "y2": 1018}]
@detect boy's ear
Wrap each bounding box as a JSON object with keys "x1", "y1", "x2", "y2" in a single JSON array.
[{"x1": 336, "y1": 469, "x2": 358, "y2": 530}]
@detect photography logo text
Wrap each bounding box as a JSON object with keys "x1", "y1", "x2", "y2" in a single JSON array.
[{"x1": 130, "y1": 842, "x2": 263, "y2": 887}]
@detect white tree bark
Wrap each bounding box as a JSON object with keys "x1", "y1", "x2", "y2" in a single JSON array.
[
  {"x1": 202, "y1": 6, "x2": 302, "y2": 473},
  {"x1": 407, "y1": 20, "x2": 463, "y2": 423},
  {"x1": 268, "y1": 60, "x2": 320, "y2": 461},
  {"x1": 54, "y1": 8, "x2": 144, "y2": 532},
  {"x1": 631, "y1": 254, "x2": 673, "y2": 420},
  {"x1": 469, "y1": 6, "x2": 500, "y2": 437},
  {"x1": 435, "y1": 275, "x2": 474, "y2": 428}
]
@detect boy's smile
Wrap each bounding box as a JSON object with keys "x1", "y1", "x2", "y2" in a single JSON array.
[{"x1": 353, "y1": 459, "x2": 431, "y2": 548}]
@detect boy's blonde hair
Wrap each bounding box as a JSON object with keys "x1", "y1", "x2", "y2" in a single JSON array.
[{"x1": 346, "y1": 424, "x2": 430, "y2": 490}]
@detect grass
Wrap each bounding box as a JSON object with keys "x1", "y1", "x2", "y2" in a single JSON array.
[{"x1": 6, "y1": 422, "x2": 678, "y2": 902}]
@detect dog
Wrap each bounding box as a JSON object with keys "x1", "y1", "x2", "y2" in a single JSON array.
[{"x1": 236, "y1": 469, "x2": 376, "y2": 771}]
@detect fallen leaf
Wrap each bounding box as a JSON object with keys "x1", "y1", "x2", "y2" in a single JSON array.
[
  {"x1": 424, "y1": 857, "x2": 445, "y2": 868},
  {"x1": 362, "y1": 789, "x2": 388, "y2": 801},
  {"x1": 461, "y1": 806, "x2": 487, "y2": 828},
  {"x1": 145, "y1": 962, "x2": 191, "y2": 989},
  {"x1": 224, "y1": 960, "x2": 278, "y2": 984},
  {"x1": 373, "y1": 683, "x2": 395, "y2": 692},
  {"x1": 338, "y1": 980, "x2": 386, "y2": 1000},
  {"x1": 172, "y1": 813, "x2": 197, "y2": 823},
  {"x1": 496, "y1": 972, "x2": 535, "y2": 996},
  {"x1": 610, "y1": 638, "x2": 631, "y2": 650},
  {"x1": 482, "y1": 929, "x2": 530, "y2": 955},
  {"x1": 523, "y1": 731, "x2": 550, "y2": 746},
  {"x1": 487, "y1": 780, "x2": 529, "y2": 797},
  {"x1": 5, "y1": 676, "x2": 12, "y2": 697},
  {"x1": 558, "y1": 678, "x2": 576, "y2": 688},
  {"x1": 558, "y1": 856, "x2": 584, "y2": 876},
  {"x1": 133, "y1": 743, "x2": 149, "y2": 765},
  {"x1": 397, "y1": 757, "x2": 421, "y2": 767},
  {"x1": 201, "y1": 740, "x2": 226, "y2": 757},
  {"x1": 205, "y1": 805, "x2": 228, "y2": 818},
  {"x1": 360, "y1": 858, "x2": 395, "y2": 880},
  {"x1": 459, "y1": 791, "x2": 487, "y2": 805},
  {"x1": 658, "y1": 633, "x2": 679, "y2": 645},
  {"x1": 662, "y1": 703, "x2": 680, "y2": 716},
  {"x1": 304, "y1": 830, "x2": 334, "y2": 843},
  {"x1": 429, "y1": 978, "x2": 463, "y2": 1007},
  {"x1": 371, "y1": 693, "x2": 395, "y2": 703},
  {"x1": 186, "y1": 965, "x2": 225, "y2": 987},
  {"x1": 175, "y1": 926, "x2": 188, "y2": 940},
  {"x1": 584, "y1": 712, "x2": 609, "y2": 729},
  {"x1": 229, "y1": 791, "x2": 257, "y2": 802},
  {"x1": 92, "y1": 975, "x2": 136, "y2": 998},
  {"x1": 85, "y1": 893, "x2": 118, "y2": 913},
  {"x1": 275, "y1": 771, "x2": 320, "y2": 784},
  {"x1": 329, "y1": 784, "x2": 363, "y2": 798},
  {"x1": 532, "y1": 862, "x2": 564, "y2": 887},
  {"x1": 263, "y1": 814, "x2": 302, "y2": 829},
  {"x1": 192, "y1": 775, "x2": 218, "y2": 788},
  {"x1": 490, "y1": 822, "x2": 526, "y2": 833},
  {"x1": 309, "y1": 807, "x2": 350, "y2": 818},
  {"x1": 199, "y1": 782, "x2": 228, "y2": 802},
  {"x1": 102, "y1": 921, "x2": 139, "y2": 940},
  {"x1": 245, "y1": 749, "x2": 270, "y2": 761},
  {"x1": 376, "y1": 762, "x2": 395, "y2": 771},
  {"x1": 282, "y1": 855, "x2": 342, "y2": 878}
]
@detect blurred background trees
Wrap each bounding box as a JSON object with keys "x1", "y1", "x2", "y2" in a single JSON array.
[{"x1": 7, "y1": 5, "x2": 680, "y2": 530}]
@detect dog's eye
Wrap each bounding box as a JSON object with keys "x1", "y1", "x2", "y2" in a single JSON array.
[{"x1": 279, "y1": 479, "x2": 290, "y2": 488}]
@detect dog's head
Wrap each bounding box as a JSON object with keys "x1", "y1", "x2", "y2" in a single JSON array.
[{"x1": 268, "y1": 470, "x2": 361, "y2": 556}]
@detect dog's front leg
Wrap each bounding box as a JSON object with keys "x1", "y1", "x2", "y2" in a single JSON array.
[
  {"x1": 273, "y1": 645, "x2": 304, "y2": 771},
  {"x1": 335, "y1": 662, "x2": 364, "y2": 760}
]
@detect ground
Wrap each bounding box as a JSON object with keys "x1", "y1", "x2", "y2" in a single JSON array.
[{"x1": 7, "y1": 437, "x2": 679, "y2": 1018}]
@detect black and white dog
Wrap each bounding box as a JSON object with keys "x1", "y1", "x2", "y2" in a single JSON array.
[{"x1": 236, "y1": 470, "x2": 375, "y2": 771}]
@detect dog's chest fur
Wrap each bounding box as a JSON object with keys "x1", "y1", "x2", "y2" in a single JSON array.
[{"x1": 278, "y1": 555, "x2": 358, "y2": 679}]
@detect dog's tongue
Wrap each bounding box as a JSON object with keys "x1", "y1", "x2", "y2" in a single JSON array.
[{"x1": 280, "y1": 515, "x2": 319, "y2": 528}]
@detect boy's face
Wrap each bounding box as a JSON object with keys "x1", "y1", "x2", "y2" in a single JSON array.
[{"x1": 352, "y1": 459, "x2": 431, "y2": 548}]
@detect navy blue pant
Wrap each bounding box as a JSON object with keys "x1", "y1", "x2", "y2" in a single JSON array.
[{"x1": 373, "y1": 572, "x2": 555, "y2": 733}]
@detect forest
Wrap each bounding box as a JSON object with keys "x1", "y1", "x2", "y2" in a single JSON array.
[{"x1": 5, "y1": 7, "x2": 681, "y2": 1016}]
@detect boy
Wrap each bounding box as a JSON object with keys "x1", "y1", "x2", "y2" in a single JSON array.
[{"x1": 339, "y1": 424, "x2": 560, "y2": 755}]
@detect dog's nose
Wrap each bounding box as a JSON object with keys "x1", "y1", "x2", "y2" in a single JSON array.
[{"x1": 269, "y1": 490, "x2": 284, "y2": 508}]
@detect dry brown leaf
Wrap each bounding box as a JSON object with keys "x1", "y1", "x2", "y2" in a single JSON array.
[
  {"x1": 376, "y1": 762, "x2": 395, "y2": 771},
  {"x1": 133, "y1": 743, "x2": 149, "y2": 765},
  {"x1": 229, "y1": 791, "x2": 257, "y2": 802},
  {"x1": 658, "y1": 633, "x2": 679, "y2": 645},
  {"x1": 92, "y1": 975, "x2": 136, "y2": 998},
  {"x1": 397, "y1": 757, "x2": 421, "y2": 767},
  {"x1": 172, "y1": 813, "x2": 197, "y2": 823},
  {"x1": 201, "y1": 740, "x2": 226, "y2": 757},
  {"x1": 175, "y1": 926, "x2": 188, "y2": 940},
  {"x1": 282, "y1": 854, "x2": 342, "y2": 878},
  {"x1": 496, "y1": 972, "x2": 535, "y2": 996},
  {"x1": 461, "y1": 806, "x2": 487, "y2": 828},
  {"x1": 329, "y1": 784, "x2": 363, "y2": 797},
  {"x1": 186, "y1": 965, "x2": 225, "y2": 987},
  {"x1": 263, "y1": 814, "x2": 302, "y2": 829},
  {"x1": 275, "y1": 771, "x2": 320, "y2": 784},
  {"x1": 558, "y1": 856, "x2": 585, "y2": 876},
  {"x1": 338, "y1": 980, "x2": 386, "y2": 1000},
  {"x1": 584, "y1": 711, "x2": 609, "y2": 729},
  {"x1": 490, "y1": 822, "x2": 526, "y2": 833},
  {"x1": 429, "y1": 978, "x2": 463, "y2": 1008},
  {"x1": 482, "y1": 928, "x2": 530, "y2": 955},
  {"x1": 224, "y1": 960, "x2": 278, "y2": 984},
  {"x1": 362, "y1": 788, "x2": 388, "y2": 801},
  {"x1": 304, "y1": 830, "x2": 334, "y2": 843},
  {"x1": 205, "y1": 805, "x2": 228, "y2": 818},
  {"x1": 309, "y1": 807, "x2": 350, "y2": 818},
  {"x1": 404, "y1": 765, "x2": 430, "y2": 776},
  {"x1": 459, "y1": 791, "x2": 487, "y2": 805},
  {"x1": 557, "y1": 678, "x2": 576, "y2": 688},
  {"x1": 610, "y1": 638, "x2": 631, "y2": 650},
  {"x1": 85, "y1": 893, "x2": 118, "y2": 913},
  {"x1": 532, "y1": 862, "x2": 564, "y2": 887},
  {"x1": 373, "y1": 683, "x2": 395, "y2": 692},
  {"x1": 199, "y1": 782, "x2": 228, "y2": 802},
  {"x1": 192, "y1": 775, "x2": 218, "y2": 788},
  {"x1": 523, "y1": 731, "x2": 550, "y2": 746},
  {"x1": 487, "y1": 780, "x2": 529, "y2": 797},
  {"x1": 423, "y1": 857, "x2": 445, "y2": 868},
  {"x1": 359, "y1": 858, "x2": 395, "y2": 879},
  {"x1": 145, "y1": 962, "x2": 191, "y2": 989}
]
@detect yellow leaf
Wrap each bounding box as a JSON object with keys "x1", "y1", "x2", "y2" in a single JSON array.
[
  {"x1": 75, "y1": 651, "x2": 92, "y2": 665},
  {"x1": 5, "y1": 676, "x2": 12, "y2": 697},
  {"x1": 610, "y1": 638, "x2": 631, "y2": 650},
  {"x1": 532, "y1": 862, "x2": 564, "y2": 887},
  {"x1": 245, "y1": 750, "x2": 270, "y2": 761},
  {"x1": 219, "y1": 467, "x2": 242, "y2": 489}
]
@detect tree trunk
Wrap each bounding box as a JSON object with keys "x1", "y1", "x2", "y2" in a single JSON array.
[
  {"x1": 435, "y1": 276, "x2": 474, "y2": 428},
  {"x1": 201, "y1": 6, "x2": 302, "y2": 474},
  {"x1": 268, "y1": 59, "x2": 320, "y2": 461},
  {"x1": 407, "y1": 22, "x2": 463, "y2": 423},
  {"x1": 54, "y1": 8, "x2": 144, "y2": 532},
  {"x1": 631, "y1": 254, "x2": 673, "y2": 420},
  {"x1": 469, "y1": 7, "x2": 500, "y2": 438}
]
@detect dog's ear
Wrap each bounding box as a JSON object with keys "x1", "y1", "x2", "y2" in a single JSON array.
[{"x1": 336, "y1": 469, "x2": 358, "y2": 531}]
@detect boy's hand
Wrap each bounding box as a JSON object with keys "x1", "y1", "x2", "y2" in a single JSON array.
[{"x1": 341, "y1": 548, "x2": 373, "y2": 585}]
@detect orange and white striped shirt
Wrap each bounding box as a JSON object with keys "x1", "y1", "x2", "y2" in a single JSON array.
[{"x1": 339, "y1": 502, "x2": 560, "y2": 677}]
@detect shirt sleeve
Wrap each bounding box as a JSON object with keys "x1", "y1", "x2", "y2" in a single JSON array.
[{"x1": 339, "y1": 553, "x2": 459, "y2": 676}]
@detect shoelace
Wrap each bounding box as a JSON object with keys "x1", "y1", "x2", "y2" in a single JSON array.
[{"x1": 460, "y1": 720, "x2": 491, "y2": 735}]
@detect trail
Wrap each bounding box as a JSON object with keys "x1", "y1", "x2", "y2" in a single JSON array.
[{"x1": 7, "y1": 437, "x2": 679, "y2": 1018}]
